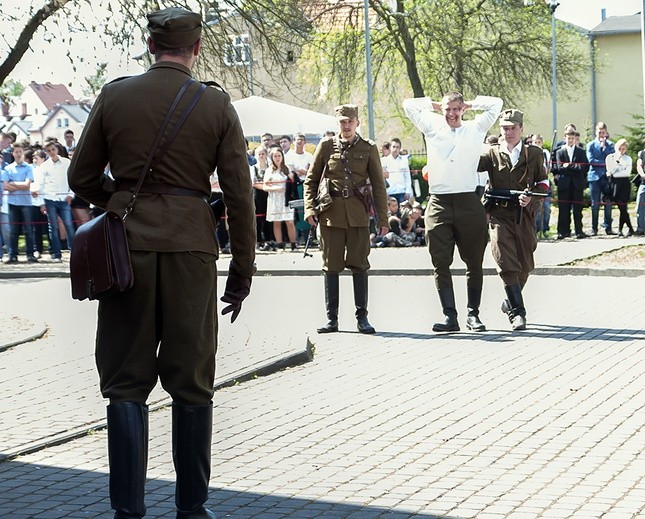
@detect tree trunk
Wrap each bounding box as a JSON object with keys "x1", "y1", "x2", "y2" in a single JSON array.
[{"x1": 0, "y1": 0, "x2": 71, "y2": 86}]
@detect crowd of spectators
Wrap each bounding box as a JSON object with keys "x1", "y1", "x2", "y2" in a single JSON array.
[
  {"x1": 0, "y1": 129, "x2": 84, "y2": 264},
  {"x1": 4, "y1": 120, "x2": 642, "y2": 264}
]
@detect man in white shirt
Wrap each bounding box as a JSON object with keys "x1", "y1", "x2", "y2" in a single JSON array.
[
  {"x1": 403, "y1": 92, "x2": 502, "y2": 333},
  {"x1": 32, "y1": 141, "x2": 76, "y2": 261},
  {"x1": 381, "y1": 138, "x2": 412, "y2": 203},
  {"x1": 286, "y1": 133, "x2": 314, "y2": 243}
]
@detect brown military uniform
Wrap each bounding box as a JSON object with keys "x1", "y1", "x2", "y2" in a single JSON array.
[
  {"x1": 68, "y1": 61, "x2": 256, "y2": 404},
  {"x1": 479, "y1": 144, "x2": 547, "y2": 286},
  {"x1": 304, "y1": 136, "x2": 388, "y2": 273}
]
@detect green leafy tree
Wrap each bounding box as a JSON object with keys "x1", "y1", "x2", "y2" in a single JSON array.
[
  {"x1": 82, "y1": 63, "x2": 108, "y2": 97},
  {"x1": 0, "y1": 0, "x2": 311, "y2": 92},
  {"x1": 301, "y1": 0, "x2": 589, "y2": 107},
  {"x1": 0, "y1": 79, "x2": 26, "y2": 116}
]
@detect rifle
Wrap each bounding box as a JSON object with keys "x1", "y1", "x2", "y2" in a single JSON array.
[
  {"x1": 483, "y1": 188, "x2": 548, "y2": 225},
  {"x1": 303, "y1": 224, "x2": 317, "y2": 258}
]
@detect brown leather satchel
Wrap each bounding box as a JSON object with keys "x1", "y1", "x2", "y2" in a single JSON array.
[
  {"x1": 70, "y1": 211, "x2": 133, "y2": 300},
  {"x1": 70, "y1": 78, "x2": 206, "y2": 301}
]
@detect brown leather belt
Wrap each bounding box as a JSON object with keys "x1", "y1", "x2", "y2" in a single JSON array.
[
  {"x1": 330, "y1": 187, "x2": 354, "y2": 198},
  {"x1": 117, "y1": 180, "x2": 206, "y2": 199}
]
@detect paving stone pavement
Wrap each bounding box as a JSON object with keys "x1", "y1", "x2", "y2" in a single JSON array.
[{"x1": 0, "y1": 272, "x2": 643, "y2": 518}]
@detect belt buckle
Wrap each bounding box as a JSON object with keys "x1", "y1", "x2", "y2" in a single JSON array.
[{"x1": 341, "y1": 187, "x2": 350, "y2": 198}]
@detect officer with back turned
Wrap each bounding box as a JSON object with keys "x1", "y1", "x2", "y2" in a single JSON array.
[
  {"x1": 68, "y1": 7, "x2": 256, "y2": 518},
  {"x1": 304, "y1": 104, "x2": 388, "y2": 334}
]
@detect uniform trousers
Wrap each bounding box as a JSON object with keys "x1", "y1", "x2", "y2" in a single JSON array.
[
  {"x1": 319, "y1": 225, "x2": 370, "y2": 274},
  {"x1": 425, "y1": 192, "x2": 488, "y2": 290},
  {"x1": 96, "y1": 250, "x2": 218, "y2": 405},
  {"x1": 490, "y1": 207, "x2": 538, "y2": 286}
]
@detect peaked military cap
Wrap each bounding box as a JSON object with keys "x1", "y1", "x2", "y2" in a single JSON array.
[
  {"x1": 499, "y1": 109, "x2": 524, "y2": 127},
  {"x1": 147, "y1": 7, "x2": 202, "y2": 49},
  {"x1": 335, "y1": 104, "x2": 359, "y2": 120}
]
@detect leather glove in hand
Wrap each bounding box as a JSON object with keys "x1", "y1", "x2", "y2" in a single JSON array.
[{"x1": 220, "y1": 267, "x2": 252, "y2": 323}]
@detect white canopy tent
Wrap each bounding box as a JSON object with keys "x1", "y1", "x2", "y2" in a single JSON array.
[{"x1": 231, "y1": 96, "x2": 338, "y2": 138}]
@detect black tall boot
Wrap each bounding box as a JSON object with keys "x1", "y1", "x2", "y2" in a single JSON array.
[
  {"x1": 433, "y1": 287, "x2": 459, "y2": 332},
  {"x1": 172, "y1": 402, "x2": 216, "y2": 519},
  {"x1": 317, "y1": 272, "x2": 339, "y2": 333},
  {"x1": 352, "y1": 271, "x2": 375, "y2": 334},
  {"x1": 504, "y1": 283, "x2": 527, "y2": 331},
  {"x1": 107, "y1": 402, "x2": 149, "y2": 519},
  {"x1": 466, "y1": 287, "x2": 486, "y2": 332}
]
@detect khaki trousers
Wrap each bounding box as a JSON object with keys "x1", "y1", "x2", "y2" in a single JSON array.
[
  {"x1": 96, "y1": 250, "x2": 218, "y2": 405},
  {"x1": 319, "y1": 225, "x2": 370, "y2": 274},
  {"x1": 490, "y1": 207, "x2": 538, "y2": 286},
  {"x1": 425, "y1": 192, "x2": 488, "y2": 290}
]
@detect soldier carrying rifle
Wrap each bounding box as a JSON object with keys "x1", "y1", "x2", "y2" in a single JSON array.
[{"x1": 478, "y1": 109, "x2": 549, "y2": 331}]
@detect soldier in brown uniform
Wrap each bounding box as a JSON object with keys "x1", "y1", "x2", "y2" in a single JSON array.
[
  {"x1": 304, "y1": 105, "x2": 388, "y2": 334},
  {"x1": 68, "y1": 8, "x2": 256, "y2": 519},
  {"x1": 478, "y1": 109, "x2": 548, "y2": 331}
]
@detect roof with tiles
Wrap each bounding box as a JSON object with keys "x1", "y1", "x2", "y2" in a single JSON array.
[
  {"x1": 590, "y1": 13, "x2": 641, "y2": 35},
  {"x1": 27, "y1": 82, "x2": 77, "y2": 111}
]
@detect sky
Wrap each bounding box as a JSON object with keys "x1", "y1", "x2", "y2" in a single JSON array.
[{"x1": 4, "y1": 0, "x2": 645, "y2": 99}]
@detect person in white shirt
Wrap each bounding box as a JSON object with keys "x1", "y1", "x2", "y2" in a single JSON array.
[
  {"x1": 403, "y1": 92, "x2": 502, "y2": 333},
  {"x1": 381, "y1": 138, "x2": 412, "y2": 203},
  {"x1": 285, "y1": 133, "x2": 314, "y2": 243},
  {"x1": 31, "y1": 141, "x2": 76, "y2": 261},
  {"x1": 605, "y1": 138, "x2": 635, "y2": 237}
]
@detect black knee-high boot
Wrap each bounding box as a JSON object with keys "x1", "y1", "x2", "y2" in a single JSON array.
[
  {"x1": 466, "y1": 287, "x2": 486, "y2": 331},
  {"x1": 433, "y1": 287, "x2": 459, "y2": 332},
  {"x1": 107, "y1": 402, "x2": 149, "y2": 519},
  {"x1": 353, "y1": 271, "x2": 375, "y2": 334},
  {"x1": 317, "y1": 272, "x2": 339, "y2": 333},
  {"x1": 173, "y1": 402, "x2": 216, "y2": 519},
  {"x1": 504, "y1": 283, "x2": 527, "y2": 331}
]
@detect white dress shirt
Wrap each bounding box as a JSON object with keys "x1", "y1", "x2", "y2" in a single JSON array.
[
  {"x1": 402, "y1": 96, "x2": 503, "y2": 194},
  {"x1": 32, "y1": 156, "x2": 73, "y2": 201},
  {"x1": 381, "y1": 153, "x2": 412, "y2": 196}
]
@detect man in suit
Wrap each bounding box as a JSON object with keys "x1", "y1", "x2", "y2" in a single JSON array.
[
  {"x1": 553, "y1": 129, "x2": 590, "y2": 239},
  {"x1": 68, "y1": 7, "x2": 256, "y2": 518},
  {"x1": 304, "y1": 104, "x2": 388, "y2": 334},
  {"x1": 479, "y1": 109, "x2": 548, "y2": 331}
]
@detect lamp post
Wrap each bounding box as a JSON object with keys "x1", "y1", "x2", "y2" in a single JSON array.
[
  {"x1": 548, "y1": 1, "x2": 559, "y2": 135},
  {"x1": 363, "y1": 0, "x2": 375, "y2": 140}
]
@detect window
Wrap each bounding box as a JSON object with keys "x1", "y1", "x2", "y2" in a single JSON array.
[{"x1": 224, "y1": 34, "x2": 251, "y2": 66}]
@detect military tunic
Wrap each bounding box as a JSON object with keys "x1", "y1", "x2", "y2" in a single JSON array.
[
  {"x1": 68, "y1": 61, "x2": 256, "y2": 404},
  {"x1": 479, "y1": 144, "x2": 547, "y2": 286},
  {"x1": 304, "y1": 136, "x2": 388, "y2": 273}
]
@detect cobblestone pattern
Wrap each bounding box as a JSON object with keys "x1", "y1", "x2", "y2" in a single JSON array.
[{"x1": 0, "y1": 276, "x2": 643, "y2": 518}]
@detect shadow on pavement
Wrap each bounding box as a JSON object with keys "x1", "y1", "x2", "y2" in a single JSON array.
[
  {"x1": 372, "y1": 325, "x2": 645, "y2": 343},
  {"x1": 0, "y1": 461, "x2": 459, "y2": 519}
]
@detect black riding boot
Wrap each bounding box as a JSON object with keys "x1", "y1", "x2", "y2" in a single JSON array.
[
  {"x1": 317, "y1": 272, "x2": 339, "y2": 333},
  {"x1": 173, "y1": 402, "x2": 216, "y2": 518},
  {"x1": 107, "y1": 402, "x2": 149, "y2": 519},
  {"x1": 353, "y1": 271, "x2": 375, "y2": 334},
  {"x1": 433, "y1": 287, "x2": 460, "y2": 332},
  {"x1": 466, "y1": 287, "x2": 486, "y2": 331},
  {"x1": 504, "y1": 283, "x2": 527, "y2": 331}
]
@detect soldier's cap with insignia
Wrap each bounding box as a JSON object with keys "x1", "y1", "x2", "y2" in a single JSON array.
[
  {"x1": 147, "y1": 7, "x2": 202, "y2": 49},
  {"x1": 335, "y1": 104, "x2": 359, "y2": 121},
  {"x1": 499, "y1": 109, "x2": 524, "y2": 127}
]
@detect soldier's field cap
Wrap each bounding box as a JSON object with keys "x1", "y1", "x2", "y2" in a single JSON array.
[
  {"x1": 335, "y1": 104, "x2": 359, "y2": 121},
  {"x1": 147, "y1": 7, "x2": 202, "y2": 49},
  {"x1": 499, "y1": 109, "x2": 524, "y2": 127}
]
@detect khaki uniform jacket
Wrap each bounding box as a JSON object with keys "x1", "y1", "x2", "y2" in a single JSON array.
[
  {"x1": 68, "y1": 61, "x2": 256, "y2": 278},
  {"x1": 479, "y1": 143, "x2": 548, "y2": 214},
  {"x1": 303, "y1": 136, "x2": 388, "y2": 229}
]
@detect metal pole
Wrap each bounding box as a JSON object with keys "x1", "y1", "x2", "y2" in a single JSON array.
[
  {"x1": 551, "y1": 7, "x2": 557, "y2": 135},
  {"x1": 363, "y1": 0, "x2": 375, "y2": 140},
  {"x1": 641, "y1": 0, "x2": 645, "y2": 116}
]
